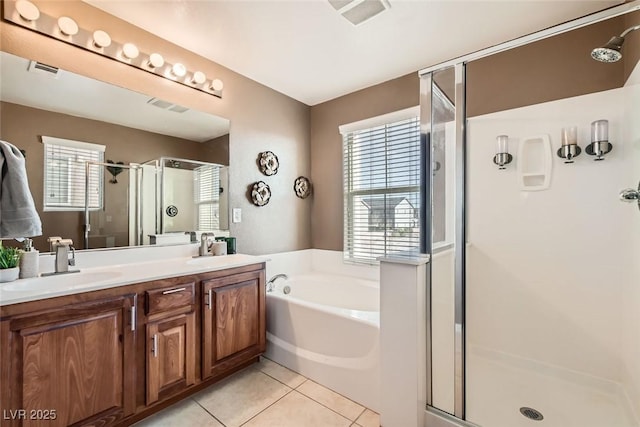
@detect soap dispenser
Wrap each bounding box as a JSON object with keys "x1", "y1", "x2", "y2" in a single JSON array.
[{"x1": 19, "y1": 238, "x2": 39, "y2": 279}]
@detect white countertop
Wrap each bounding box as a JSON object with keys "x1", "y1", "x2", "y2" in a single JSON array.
[{"x1": 0, "y1": 253, "x2": 268, "y2": 307}]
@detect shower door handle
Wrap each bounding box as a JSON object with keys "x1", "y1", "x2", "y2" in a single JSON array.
[{"x1": 619, "y1": 182, "x2": 640, "y2": 211}]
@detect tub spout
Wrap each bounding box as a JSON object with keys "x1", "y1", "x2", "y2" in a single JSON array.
[{"x1": 266, "y1": 273, "x2": 289, "y2": 292}]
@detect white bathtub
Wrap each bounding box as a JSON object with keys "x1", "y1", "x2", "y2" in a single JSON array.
[{"x1": 265, "y1": 273, "x2": 380, "y2": 411}]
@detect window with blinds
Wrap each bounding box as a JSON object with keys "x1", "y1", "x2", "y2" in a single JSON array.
[
  {"x1": 42, "y1": 136, "x2": 105, "y2": 211},
  {"x1": 194, "y1": 165, "x2": 220, "y2": 231},
  {"x1": 342, "y1": 109, "x2": 421, "y2": 264}
]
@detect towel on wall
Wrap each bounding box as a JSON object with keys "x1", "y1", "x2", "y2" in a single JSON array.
[{"x1": 0, "y1": 140, "x2": 42, "y2": 238}]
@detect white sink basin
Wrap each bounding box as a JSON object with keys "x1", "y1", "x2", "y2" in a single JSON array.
[{"x1": 1, "y1": 271, "x2": 123, "y2": 292}]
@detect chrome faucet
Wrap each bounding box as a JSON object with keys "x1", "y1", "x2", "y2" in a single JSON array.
[
  {"x1": 266, "y1": 273, "x2": 289, "y2": 292},
  {"x1": 199, "y1": 233, "x2": 215, "y2": 256},
  {"x1": 43, "y1": 237, "x2": 79, "y2": 276}
]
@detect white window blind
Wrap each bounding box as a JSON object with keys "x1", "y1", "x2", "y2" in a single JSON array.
[
  {"x1": 42, "y1": 136, "x2": 105, "y2": 212},
  {"x1": 343, "y1": 113, "x2": 421, "y2": 264},
  {"x1": 194, "y1": 165, "x2": 220, "y2": 231}
]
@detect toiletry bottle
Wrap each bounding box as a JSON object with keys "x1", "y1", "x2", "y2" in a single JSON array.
[{"x1": 19, "y1": 238, "x2": 39, "y2": 279}]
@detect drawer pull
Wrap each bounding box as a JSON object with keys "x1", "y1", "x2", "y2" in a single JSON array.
[
  {"x1": 151, "y1": 334, "x2": 158, "y2": 358},
  {"x1": 131, "y1": 305, "x2": 136, "y2": 332},
  {"x1": 162, "y1": 287, "x2": 187, "y2": 295}
]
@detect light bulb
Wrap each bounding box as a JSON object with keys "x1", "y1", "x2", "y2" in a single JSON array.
[
  {"x1": 171, "y1": 63, "x2": 187, "y2": 78},
  {"x1": 192, "y1": 71, "x2": 206, "y2": 85},
  {"x1": 148, "y1": 53, "x2": 164, "y2": 68},
  {"x1": 57, "y1": 16, "x2": 78, "y2": 36},
  {"x1": 210, "y1": 79, "x2": 224, "y2": 91},
  {"x1": 93, "y1": 30, "x2": 111, "y2": 48},
  {"x1": 122, "y1": 43, "x2": 139, "y2": 60},
  {"x1": 15, "y1": 0, "x2": 40, "y2": 21}
]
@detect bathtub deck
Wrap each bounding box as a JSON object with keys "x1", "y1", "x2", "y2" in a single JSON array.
[{"x1": 133, "y1": 357, "x2": 380, "y2": 427}]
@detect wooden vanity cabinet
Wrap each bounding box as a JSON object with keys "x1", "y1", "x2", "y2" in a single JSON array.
[
  {"x1": 202, "y1": 269, "x2": 266, "y2": 379},
  {"x1": 0, "y1": 294, "x2": 137, "y2": 427},
  {"x1": 145, "y1": 282, "x2": 197, "y2": 404},
  {"x1": 0, "y1": 262, "x2": 265, "y2": 427}
]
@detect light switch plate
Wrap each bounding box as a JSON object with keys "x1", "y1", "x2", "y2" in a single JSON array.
[{"x1": 232, "y1": 208, "x2": 242, "y2": 223}]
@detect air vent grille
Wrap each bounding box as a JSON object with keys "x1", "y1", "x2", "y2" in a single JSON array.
[
  {"x1": 27, "y1": 61, "x2": 60, "y2": 78},
  {"x1": 329, "y1": 0, "x2": 390, "y2": 26},
  {"x1": 147, "y1": 98, "x2": 189, "y2": 113}
]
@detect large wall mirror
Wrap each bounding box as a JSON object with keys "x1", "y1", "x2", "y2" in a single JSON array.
[{"x1": 0, "y1": 51, "x2": 231, "y2": 253}]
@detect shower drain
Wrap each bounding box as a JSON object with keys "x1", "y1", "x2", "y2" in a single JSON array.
[{"x1": 520, "y1": 407, "x2": 544, "y2": 421}]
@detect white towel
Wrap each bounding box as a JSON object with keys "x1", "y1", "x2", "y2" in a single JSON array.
[{"x1": 0, "y1": 140, "x2": 42, "y2": 238}]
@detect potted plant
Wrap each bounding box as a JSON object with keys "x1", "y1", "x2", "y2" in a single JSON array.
[{"x1": 0, "y1": 242, "x2": 21, "y2": 283}]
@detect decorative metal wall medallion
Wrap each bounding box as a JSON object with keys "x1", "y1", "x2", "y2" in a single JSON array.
[
  {"x1": 251, "y1": 181, "x2": 271, "y2": 206},
  {"x1": 259, "y1": 151, "x2": 279, "y2": 176},
  {"x1": 166, "y1": 205, "x2": 178, "y2": 217},
  {"x1": 294, "y1": 176, "x2": 312, "y2": 199}
]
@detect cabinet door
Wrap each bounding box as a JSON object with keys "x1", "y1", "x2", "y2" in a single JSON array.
[
  {"x1": 146, "y1": 311, "x2": 196, "y2": 404},
  {"x1": 3, "y1": 294, "x2": 136, "y2": 427},
  {"x1": 202, "y1": 270, "x2": 265, "y2": 379}
]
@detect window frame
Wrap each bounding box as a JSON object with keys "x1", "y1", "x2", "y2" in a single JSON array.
[
  {"x1": 341, "y1": 106, "x2": 421, "y2": 264},
  {"x1": 42, "y1": 136, "x2": 105, "y2": 212}
]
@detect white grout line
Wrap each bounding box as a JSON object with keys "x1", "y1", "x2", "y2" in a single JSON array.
[{"x1": 190, "y1": 397, "x2": 228, "y2": 427}]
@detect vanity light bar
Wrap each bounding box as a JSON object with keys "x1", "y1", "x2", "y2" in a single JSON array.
[{"x1": 4, "y1": 0, "x2": 224, "y2": 98}]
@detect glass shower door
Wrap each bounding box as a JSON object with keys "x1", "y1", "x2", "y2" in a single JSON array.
[{"x1": 421, "y1": 64, "x2": 466, "y2": 418}]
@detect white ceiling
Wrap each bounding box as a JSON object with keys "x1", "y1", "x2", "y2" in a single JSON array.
[
  {"x1": 86, "y1": 0, "x2": 620, "y2": 106},
  {"x1": 0, "y1": 51, "x2": 230, "y2": 142}
]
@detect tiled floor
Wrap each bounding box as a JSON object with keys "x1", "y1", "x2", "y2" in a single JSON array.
[{"x1": 134, "y1": 357, "x2": 380, "y2": 427}]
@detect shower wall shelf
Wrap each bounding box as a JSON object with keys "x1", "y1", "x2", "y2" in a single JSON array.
[{"x1": 517, "y1": 135, "x2": 552, "y2": 191}]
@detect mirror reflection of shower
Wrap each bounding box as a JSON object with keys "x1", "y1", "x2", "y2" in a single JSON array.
[
  {"x1": 591, "y1": 23, "x2": 640, "y2": 62},
  {"x1": 83, "y1": 157, "x2": 228, "y2": 249},
  {"x1": 154, "y1": 157, "x2": 229, "y2": 244}
]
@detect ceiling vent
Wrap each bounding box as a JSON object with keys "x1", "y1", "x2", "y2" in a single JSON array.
[
  {"x1": 27, "y1": 60, "x2": 60, "y2": 78},
  {"x1": 147, "y1": 97, "x2": 189, "y2": 113},
  {"x1": 329, "y1": 0, "x2": 390, "y2": 26}
]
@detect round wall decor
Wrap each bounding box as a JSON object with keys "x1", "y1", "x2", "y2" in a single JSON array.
[
  {"x1": 251, "y1": 181, "x2": 271, "y2": 206},
  {"x1": 294, "y1": 176, "x2": 312, "y2": 199},
  {"x1": 258, "y1": 151, "x2": 279, "y2": 176},
  {"x1": 166, "y1": 205, "x2": 178, "y2": 217}
]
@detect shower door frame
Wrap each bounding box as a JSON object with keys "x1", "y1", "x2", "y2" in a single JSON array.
[{"x1": 419, "y1": 1, "x2": 640, "y2": 425}]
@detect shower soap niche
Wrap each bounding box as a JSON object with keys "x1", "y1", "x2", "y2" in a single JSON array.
[{"x1": 517, "y1": 135, "x2": 552, "y2": 191}]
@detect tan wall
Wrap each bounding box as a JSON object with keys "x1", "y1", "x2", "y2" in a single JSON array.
[
  {"x1": 466, "y1": 16, "x2": 627, "y2": 117},
  {"x1": 0, "y1": 101, "x2": 228, "y2": 251},
  {"x1": 309, "y1": 73, "x2": 419, "y2": 250},
  {"x1": 1, "y1": 0, "x2": 311, "y2": 256}
]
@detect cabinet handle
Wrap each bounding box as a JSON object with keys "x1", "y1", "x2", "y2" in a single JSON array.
[
  {"x1": 162, "y1": 287, "x2": 186, "y2": 295},
  {"x1": 206, "y1": 289, "x2": 212, "y2": 310},
  {"x1": 151, "y1": 334, "x2": 158, "y2": 358},
  {"x1": 131, "y1": 305, "x2": 136, "y2": 332}
]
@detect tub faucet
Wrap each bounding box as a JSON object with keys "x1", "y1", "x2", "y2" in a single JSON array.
[
  {"x1": 266, "y1": 273, "x2": 289, "y2": 292},
  {"x1": 199, "y1": 232, "x2": 215, "y2": 256}
]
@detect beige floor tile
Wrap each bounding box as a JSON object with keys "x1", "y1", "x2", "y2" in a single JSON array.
[
  {"x1": 297, "y1": 380, "x2": 364, "y2": 421},
  {"x1": 243, "y1": 390, "x2": 352, "y2": 427},
  {"x1": 354, "y1": 409, "x2": 380, "y2": 427},
  {"x1": 256, "y1": 357, "x2": 306, "y2": 388},
  {"x1": 132, "y1": 398, "x2": 223, "y2": 427},
  {"x1": 193, "y1": 368, "x2": 291, "y2": 427}
]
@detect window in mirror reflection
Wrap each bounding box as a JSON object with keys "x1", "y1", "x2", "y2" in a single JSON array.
[
  {"x1": 195, "y1": 165, "x2": 221, "y2": 230},
  {"x1": 42, "y1": 136, "x2": 104, "y2": 211}
]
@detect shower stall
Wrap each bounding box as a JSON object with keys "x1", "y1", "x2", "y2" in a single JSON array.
[{"x1": 420, "y1": 2, "x2": 640, "y2": 426}]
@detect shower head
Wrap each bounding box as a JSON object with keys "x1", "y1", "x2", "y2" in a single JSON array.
[
  {"x1": 591, "y1": 24, "x2": 640, "y2": 63},
  {"x1": 591, "y1": 36, "x2": 624, "y2": 62}
]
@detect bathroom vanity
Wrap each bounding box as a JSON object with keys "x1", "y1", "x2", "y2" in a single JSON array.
[{"x1": 0, "y1": 253, "x2": 266, "y2": 427}]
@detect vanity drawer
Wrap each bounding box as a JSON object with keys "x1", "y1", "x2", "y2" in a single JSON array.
[{"x1": 146, "y1": 282, "x2": 195, "y2": 314}]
